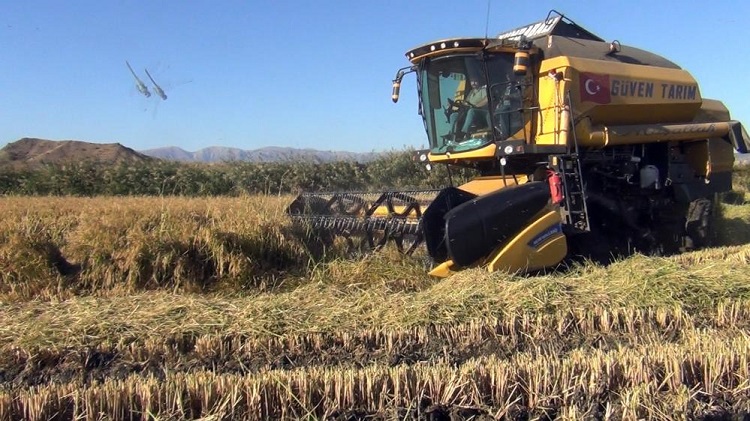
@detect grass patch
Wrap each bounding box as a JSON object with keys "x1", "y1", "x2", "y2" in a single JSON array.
[{"x1": 3, "y1": 244, "x2": 750, "y2": 351}]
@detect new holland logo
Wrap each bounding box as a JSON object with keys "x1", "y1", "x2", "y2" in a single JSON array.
[
  {"x1": 528, "y1": 224, "x2": 562, "y2": 249},
  {"x1": 579, "y1": 73, "x2": 611, "y2": 104}
]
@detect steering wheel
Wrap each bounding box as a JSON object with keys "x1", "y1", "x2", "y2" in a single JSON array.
[
  {"x1": 449, "y1": 98, "x2": 476, "y2": 108},
  {"x1": 443, "y1": 98, "x2": 474, "y2": 122}
]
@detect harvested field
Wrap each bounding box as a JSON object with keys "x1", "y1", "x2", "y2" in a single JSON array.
[{"x1": 1, "y1": 182, "x2": 750, "y2": 419}]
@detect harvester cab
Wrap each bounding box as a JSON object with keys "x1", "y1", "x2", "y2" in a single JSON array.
[
  {"x1": 395, "y1": 39, "x2": 530, "y2": 155},
  {"x1": 289, "y1": 11, "x2": 750, "y2": 278}
]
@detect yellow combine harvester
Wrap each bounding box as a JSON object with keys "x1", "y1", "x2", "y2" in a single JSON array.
[{"x1": 288, "y1": 11, "x2": 750, "y2": 277}]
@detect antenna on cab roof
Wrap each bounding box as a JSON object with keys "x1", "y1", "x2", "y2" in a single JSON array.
[{"x1": 484, "y1": 0, "x2": 491, "y2": 39}]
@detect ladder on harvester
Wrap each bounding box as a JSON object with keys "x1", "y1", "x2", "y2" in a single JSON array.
[
  {"x1": 557, "y1": 154, "x2": 590, "y2": 232},
  {"x1": 557, "y1": 92, "x2": 590, "y2": 232}
]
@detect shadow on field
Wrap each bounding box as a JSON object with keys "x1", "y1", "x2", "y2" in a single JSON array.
[
  {"x1": 714, "y1": 192, "x2": 750, "y2": 247},
  {"x1": 714, "y1": 217, "x2": 750, "y2": 247},
  {"x1": 554, "y1": 194, "x2": 750, "y2": 272}
]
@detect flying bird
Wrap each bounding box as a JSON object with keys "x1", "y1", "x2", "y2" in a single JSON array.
[{"x1": 125, "y1": 60, "x2": 151, "y2": 98}]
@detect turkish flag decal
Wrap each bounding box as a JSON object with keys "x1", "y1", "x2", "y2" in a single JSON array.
[{"x1": 579, "y1": 73, "x2": 611, "y2": 104}]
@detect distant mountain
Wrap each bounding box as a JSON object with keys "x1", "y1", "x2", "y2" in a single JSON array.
[
  {"x1": 140, "y1": 146, "x2": 194, "y2": 162},
  {"x1": 0, "y1": 138, "x2": 152, "y2": 170},
  {"x1": 141, "y1": 146, "x2": 380, "y2": 163}
]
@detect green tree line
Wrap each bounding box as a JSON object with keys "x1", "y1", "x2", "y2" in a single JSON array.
[{"x1": 0, "y1": 150, "x2": 474, "y2": 196}]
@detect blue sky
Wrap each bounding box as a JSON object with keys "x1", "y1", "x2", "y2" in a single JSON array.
[{"x1": 1, "y1": 1, "x2": 748, "y2": 153}]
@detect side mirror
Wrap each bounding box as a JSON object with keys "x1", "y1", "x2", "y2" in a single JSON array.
[
  {"x1": 391, "y1": 65, "x2": 416, "y2": 104},
  {"x1": 392, "y1": 81, "x2": 401, "y2": 103}
]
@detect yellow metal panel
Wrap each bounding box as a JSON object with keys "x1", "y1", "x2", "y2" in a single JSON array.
[
  {"x1": 673, "y1": 137, "x2": 733, "y2": 187},
  {"x1": 458, "y1": 175, "x2": 528, "y2": 196},
  {"x1": 539, "y1": 56, "x2": 702, "y2": 127},
  {"x1": 538, "y1": 56, "x2": 574, "y2": 74},
  {"x1": 428, "y1": 207, "x2": 566, "y2": 277},
  {"x1": 535, "y1": 66, "x2": 573, "y2": 146},
  {"x1": 531, "y1": 235, "x2": 568, "y2": 268},
  {"x1": 575, "y1": 120, "x2": 731, "y2": 148},
  {"x1": 371, "y1": 206, "x2": 422, "y2": 219},
  {"x1": 485, "y1": 210, "x2": 567, "y2": 273},
  {"x1": 692, "y1": 99, "x2": 730, "y2": 123},
  {"x1": 708, "y1": 137, "x2": 735, "y2": 176},
  {"x1": 428, "y1": 260, "x2": 455, "y2": 278},
  {"x1": 428, "y1": 143, "x2": 497, "y2": 162}
]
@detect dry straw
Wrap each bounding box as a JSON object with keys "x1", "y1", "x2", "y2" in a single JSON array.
[
  {"x1": 2, "y1": 329, "x2": 749, "y2": 420},
  {"x1": 1, "y1": 170, "x2": 750, "y2": 419}
]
